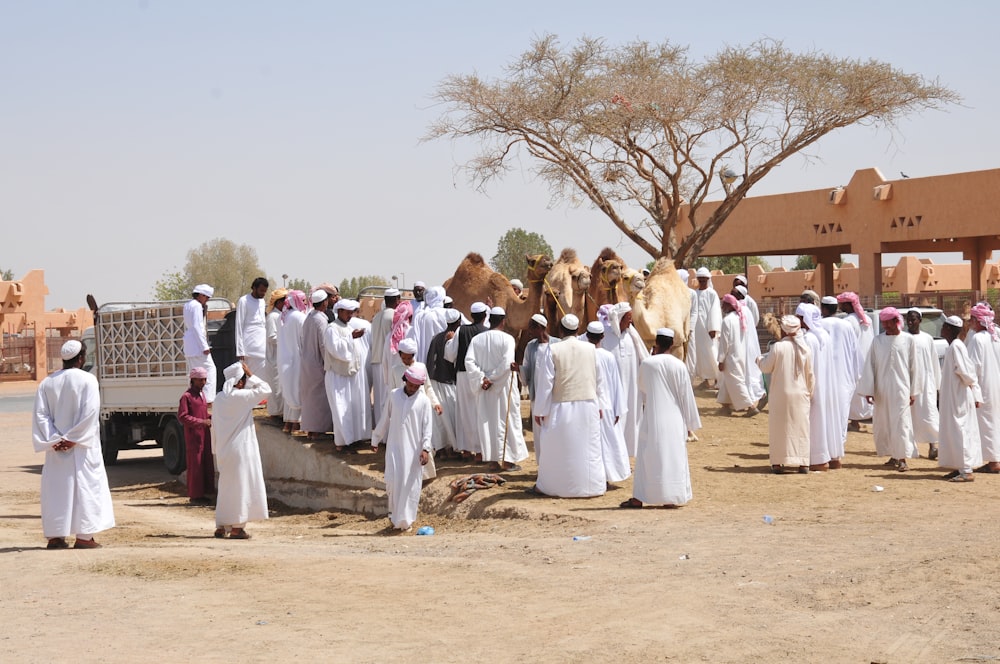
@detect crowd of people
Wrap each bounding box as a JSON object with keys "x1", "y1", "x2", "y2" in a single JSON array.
[{"x1": 32, "y1": 270, "x2": 999, "y2": 546}]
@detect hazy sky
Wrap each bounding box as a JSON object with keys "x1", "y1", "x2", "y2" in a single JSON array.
[{"x1": 3, "y1": 1, "x2": 997, "y2": 309}]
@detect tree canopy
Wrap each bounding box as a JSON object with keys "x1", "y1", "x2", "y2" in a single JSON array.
[
  {"x1": 338, "y1": 275, "x2": 390, "y2": 298},
  {"x1": 429, "y1": 36, "x2": 959, "y2": 264},
  {"x1": 0, "y1": 266, "x2": 14, "y2": 281},
  {"x1": 490, "y1": 227, "x2": 554, "y2": 279},
  {"x1": 152, "y1": 238, "x2": 268, "y2": 302},
  {"x1": 286, "y1": 277, "x2": 312, "y2": 294},
  {"x1": 691, "y1": 256, "x2": 771, "y2": 275}
]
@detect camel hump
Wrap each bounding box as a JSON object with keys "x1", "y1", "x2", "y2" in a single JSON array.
[
  {"x1": 462, "y1": 252, "x2": 486, "y2": 266},
  {"x1": 557, "y1": 248, "x2": 578, "y2": 263},
  {"x1": 597, "y1": 247, "x2": 618, "y2": 262},
  {"x1": 649, "y1": 257, "x2": 676, "y2": 277}
]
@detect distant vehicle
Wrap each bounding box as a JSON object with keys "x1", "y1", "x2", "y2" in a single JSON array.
[
  {"x1": 82, "y1": 297, "x2": 235, "y2": 473},
  {"x1": 865, "y1": 306, "x2": 947, "y2": 365}
]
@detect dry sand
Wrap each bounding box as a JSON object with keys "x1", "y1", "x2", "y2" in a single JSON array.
[{"x1": 2, "y1": 382, "x2": 1000, "y2": 663}]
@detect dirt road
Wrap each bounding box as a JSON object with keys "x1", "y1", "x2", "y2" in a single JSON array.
[{"x1": 2, "y1": 383, "x2": 999, "y2": 663}]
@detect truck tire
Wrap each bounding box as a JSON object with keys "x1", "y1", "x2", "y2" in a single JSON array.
[
  {"x1": 162, "y1": 419, "x2": 187, "y2": 476},
  {"x1": 101, "y1": 421, "x2": 119, "y2": 466}
]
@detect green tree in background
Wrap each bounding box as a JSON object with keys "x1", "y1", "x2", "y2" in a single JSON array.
[
  {"x1": 152, "y1": 238, "x2": 268, "y2": 302},
  {"x1": 338, "y1": 275, "x2": 390, "y2": 298},
  {"x1": 286, "y1": 277, "x2": 312, "y2": 293},
  {"x1": 0, "y1": 267, "x2": 14, "y2": 281},
  {"x1": 490, "y1": 228, "x2": 554, "y2": 279},
  {"x1": 689, "y1": 256, "x2": 771, "y2": 275}
]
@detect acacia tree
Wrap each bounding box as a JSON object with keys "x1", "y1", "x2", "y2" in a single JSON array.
[
  {"x1": 429, "y1": 36, "x2": 959, "y2": 264},
  {"x1": 152, "y1": 238, "x2": 268, "y2": 302},
  {"x1": 490, "y1": 227, "x2": 553, "y2": 279}
]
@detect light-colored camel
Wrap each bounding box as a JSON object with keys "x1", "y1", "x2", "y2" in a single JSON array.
[
  {"x1": 585, "y1": 247, "x2": 627, "y2": 323},
  {"x1": 630, "y1": 257, "x2": 692, "y2": 360},
  {"x1": 542, "y1": 248, "x2": 591, "y2": 331},
  {"x1": 443, "y1": 251, "x2": 553, "y2": 339}
]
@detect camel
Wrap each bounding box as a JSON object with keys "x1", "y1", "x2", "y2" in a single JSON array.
[
  {"x1": 585, "y1": 247, "x2": 627, "y2": 323},
  {"x1": 630, "y1": 257, "x2": 692, "y2": 361},
  {"x1": 542, "y1": 248, "x2": 591, "y2": 331},
  {"x1": 443, "y1": 251, "x2": 553, "y2": 342}
]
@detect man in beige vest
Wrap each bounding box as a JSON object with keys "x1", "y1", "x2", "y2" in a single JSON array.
[{"x1": 530, "y1": 315, "x2": 607, "y2": 497}]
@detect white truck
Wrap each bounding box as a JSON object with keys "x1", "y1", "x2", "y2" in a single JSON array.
[{"x1": 82, "y1": 297, "x2": 235, "y2": 474}]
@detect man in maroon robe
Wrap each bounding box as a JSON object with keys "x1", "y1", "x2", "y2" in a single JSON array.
[{"x1": 179, "y1": 367, "x2": 214, "y2": 504}]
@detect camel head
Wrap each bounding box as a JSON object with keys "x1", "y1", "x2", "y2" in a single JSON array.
[
  {"x1": 621, "y1": 268, "x2": 645, "y2": 297},
  {"x1": 599, "y1": 260, "x2": 623, "y2": 288},
  {"x1": 525, "y1": 253, "x2": 554, "y2": 281},
  {"x1": 572, "y1": 266, "x2": 592, "y2": 292}
]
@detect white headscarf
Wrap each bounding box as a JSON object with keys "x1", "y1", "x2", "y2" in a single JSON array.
[
  {"x1": 795, "y1": 302, "x2": 829, "y2": 348},
  {"x1": 607, "y1": 302, "x2": 632, "y2": 338}
]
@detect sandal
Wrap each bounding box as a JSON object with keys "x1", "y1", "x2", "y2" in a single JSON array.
[
  {"x1": 229, "y1": 529, "x2": 251, "y2": 540},
  {"x1": 214, "y1": 527, "x2": 226, "y2": 539},
  {"x1": 897, "y1": 460, "x2": 909, "y2": 472},
  {"x1": 950, "y1": 473, "x2": 974, "y2": 482},
  {"x1": 524, "y1": 485, "x2": 545, "y2": 496},
  {"x1": 619, "y1": 498, "x2": 643, "y2": 509}
]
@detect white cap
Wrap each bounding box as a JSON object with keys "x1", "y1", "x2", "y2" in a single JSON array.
[
  {"x1": 945, "y1": 315, "x2": 964, "y2": 327},
  {"x1": 906, "y1": 307, "x2": 922, "y2": 318},
  {"x1": 470, "y1": 302, "x2": 488, "y2": 314},
  {"x1": 734, "y1": 285, "x2": 748, "y2": 296},
  {"x1": 490, "y1": 306, "x2": 506, "y2": 317},
  {"x1": 734, "y1": 275, "x2": 748, "y2": 285},
  {"x1": 60, "y1": 339, "x2": 83, "y2": 360},
  {"x1": 821, "y1": 296, "x2": 838, "y2": 305},
  {"x1": 383, "y1": 288, "x2": 400, "y2": 297},
  {"x1": 311, "y1": 290, "x2": 329, "y2": 304},
  {"x1": 656, "y1": 327, "x2": 675, "y2": 338},
  {"x1": 510, "y1": 279, "x2": 523, "y2": 289},
  {"x1": 530, "y1": 313, "x2": 547, "y2": 327},
  {"x1": 223, "y1": 362, "x2": 244, "y2": 381},
  {"x1": 193, "y1": 284, "x2": 214, "y2": 297},
  {"x1": 413, "y1": 280, "x2": 426, "y2": 288},
  {"x1": 561, "y1": 314, "x2": 580, "y2": 331},
  {"x1": 695, "y1": 267, "x2": 711, "y2": 278},
  {"x1": 445, "y1": 309, "x2": 462, "y2": 323},
  {"x1": 335, "y1": 299, "x2": 360, "y2": 312},
  {"x1": 586, "y1": 321, "x2": 604, "y2": 335},
  {"x1": 398, "y1": 338, "x2": 418, "y2": 355}
]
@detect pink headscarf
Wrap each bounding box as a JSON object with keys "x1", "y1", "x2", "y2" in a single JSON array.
[
  {"x1": 189, "y1": 367, "x2": 208, "y2": 379},
  {"x1": 390, "y1": 300, "x2": 413, "y2": 353},
  {"x1": 878, "y1": 306, "x2": 903, "y2": 329},
  {"x1": 282, "y1": 289, "x2": 307, "y2": 322},
  {"x1": 722, "y1": 293, "x2": 746, "y2": 331},
  {"x1": 836, "y1": 292, "x2": 871, "y2": 327},
  {"x1": 971, "y1": 302, "x2": 998, "y2": 341}
]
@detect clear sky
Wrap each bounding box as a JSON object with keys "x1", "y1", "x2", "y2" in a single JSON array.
[{"x1": 2, "y1": 1, "x2": 997, "y2": 309}]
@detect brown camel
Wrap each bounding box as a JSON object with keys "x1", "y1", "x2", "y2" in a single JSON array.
[
  {"x1": 630, "y1": 257, "x2": 692, "y2": 361},
  {"x1": 542, "y1": 248, "x2": 591, "y2": 332},
  {"x1": 585, "y1": 247, "x2": 627, "y2": 323},
  {"x1": 443, "y1": 252, "x2": 553, "y2": 342}
]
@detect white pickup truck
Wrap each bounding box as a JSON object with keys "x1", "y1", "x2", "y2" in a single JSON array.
[
  {"x1": 865, "y1": 306, "x2": 947, "y2": 365},
  {"x1": 82, "y1": 298, "x2": 235, "y2": 473}
]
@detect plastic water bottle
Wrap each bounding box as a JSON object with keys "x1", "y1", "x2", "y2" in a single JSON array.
[
  {"x1": 416, "y1": 526, "x2": 434, "y2": 536},
  {"x1": 762, "y1": 515, "x2": 774, "y2": 525},
  {"x1": 572, "y1": 535, "x2": 592, "y2": 541}
]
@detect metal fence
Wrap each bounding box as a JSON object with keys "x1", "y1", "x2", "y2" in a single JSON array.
[{"x1": 0, "y1": 323, "x2": 36, "y2": 380}]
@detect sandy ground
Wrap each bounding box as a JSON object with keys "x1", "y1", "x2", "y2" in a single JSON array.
[{"x1": 3, "y1": 379, "x2": 1000, "y2": 664}]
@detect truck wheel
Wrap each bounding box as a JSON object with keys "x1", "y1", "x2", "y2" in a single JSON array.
[
  {"x1": 101, "y1": 421, "x2": 119, "y2": 466},
  {"x1": 162, "y1": 419, "x2": 187, "y2": 475}
]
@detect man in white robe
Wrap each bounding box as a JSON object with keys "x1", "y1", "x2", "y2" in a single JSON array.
[
  {"x1": 464, "y1": 307, "x2": 528, "y2": 469},
  {"x1": 323, "y1": 299, "x2": 368, "y2": 451},
  {"x1": 235, "y1": 277, "x2": 269, "y2": 377},
  {"x1": 300, "y1": 289, "x2": 334, "y2": 440},
  {"x1": 183, "y1": 283, "x2": 217, "y2": 403},
  {"x1": 531, "y1": 316, "x2": 607, "y2": 497},
  {"x1": 716, "y1": 294, "x2": 758, "y2": 415},
  {"x1": 600, "y1": 302, "x2": 649, "y2": 456},
  {"x1": 585, "y1": 321, "x2": 631, "y2": 484},
  {"x1": 373, "y1": 365, "x2": 433, "y2": 531},
  {"x1": 621, "y1": 328, "x2": 702, "y2": 508},
  {"x1": 905, "y1": 308, "x2": 941, "y2": 459},
  {"x1": 277, "y1": 289, "x2": 307, "y2": 432},
  {"x1": 691, "y1": 267, "x2": 721, "y2": 387},
  {"x1": 425, "y1": 309, "x2": 462, "y2": 456},
  {"x1": 857, "y1": 307, "x2": 920, "y2": 471},
  {"x1": 445, "y1": 302, "x2": 489, "y2": 457},
  {"x1": 938, "y1": 316, "x2": 982, "y2": 482},
  {"x1": 408, "y1": 286, "x2": 448, "y2": 364},
  {"x1": 758, "y1": 316, "x2": 813, "y2": 474},
  {"x1": 796, "y1": 302, "x2": 838, "y2": 470},
  {"x1": 264, "y1": 289, "x2": 287, "y2": 418},
  {"x1": 33, "y1": 340, "x2": 115, "y2": 549},
  {"x1": 212, "y1": 361, "x2": 272, "y2": 540},
  {"x1": 519, "y1": 314, "x2": 550, "y2": 464},
  {"x1": 733, "y1": 282, "x2": 766, "y2": 405},
  {"x1": 838, "y1": 291, "x2": 874, "y2": 428},
  {"x1": 370, "y1": 288, "x2": 400, "y2": 423},
  {"x1": 820, "y1": 296, "x2": 862, "y2": 464},
  {"x1": 965, "y1": 303, "x2": 1000, "y2": 474}
]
